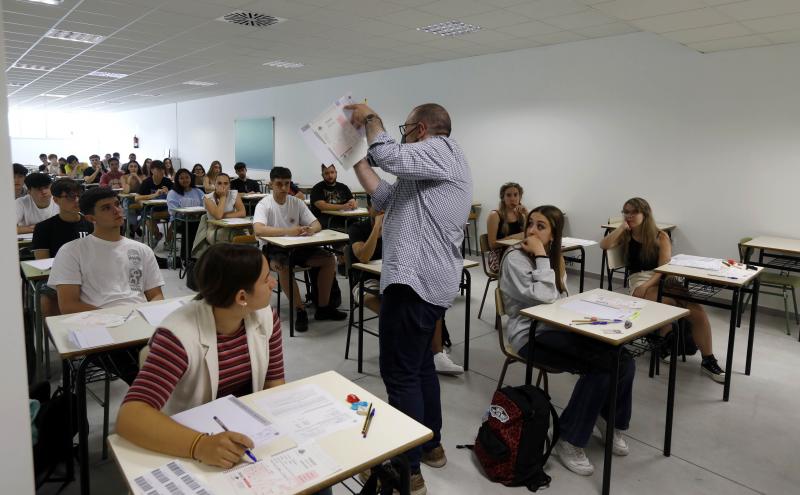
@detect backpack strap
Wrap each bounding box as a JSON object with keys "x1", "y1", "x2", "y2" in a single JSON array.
[{"x1": 508, "y1": 386, "x2": 560, "y2": 462}]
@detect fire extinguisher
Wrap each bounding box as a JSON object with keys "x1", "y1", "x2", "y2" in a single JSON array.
[{"x1": 133, "y1": 135, "x2": 139, "y2": 149}]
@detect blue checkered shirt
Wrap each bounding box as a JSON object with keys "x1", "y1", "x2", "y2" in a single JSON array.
[{"x1": 369, "y1": 131, "x2": 473, "y2": 308}]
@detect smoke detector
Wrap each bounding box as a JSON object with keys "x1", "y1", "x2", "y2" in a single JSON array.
[{"x1": 216, "y1": 11, "x2": 286, "y2": 28}]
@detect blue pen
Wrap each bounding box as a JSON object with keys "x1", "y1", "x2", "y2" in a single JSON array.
[
  {"x1": 213, "y1": 415, "x2": 258, "y2": 463},
  {"x1": 575, "y1": 321, "x2": 616, "y2": 326}
]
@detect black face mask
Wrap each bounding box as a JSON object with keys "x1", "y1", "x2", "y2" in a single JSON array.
[{"x1": 399, "y1": 123, "x2": 420, "y2": 144}]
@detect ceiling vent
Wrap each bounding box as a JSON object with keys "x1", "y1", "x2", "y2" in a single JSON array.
[{"x1": 216, "y1": 11, "x2": 286, "y2": 28}]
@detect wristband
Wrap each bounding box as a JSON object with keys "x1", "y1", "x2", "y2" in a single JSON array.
[{"x1": 190, "y1": 433, "x2": 208, "y2": 461}]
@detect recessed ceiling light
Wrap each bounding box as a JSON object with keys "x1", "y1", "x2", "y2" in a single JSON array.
[
  {"x1": 134, "y1": 93, "x2": 160, "y2": 97},
  {"x1": 417, "y1": 20, "x2": 481, "y2": 37},
  {"x1": 89, "y1": 71, "x2": 128, "y2": 79},
  {"x1": 7, "y1": 82, "x2": 25, "y2": 87},
  {"x1": 183, "y1": 81, "x2": 217, "y2": 86},
  {"x1": 19, "y1": 0, "x2": 64, "y2": 5},
  {"x1": 41, "y1": 93, "x2": 68, "y2": 98},
  {"x1": 45, "y1": 29, "x2": 104, "y2": 44},
  {"x1": 13, "y1": 63, "x2": 52, "y2": 71},
  {"x1": 264, "y1": 60, "x2": 304, "y2": 69}
]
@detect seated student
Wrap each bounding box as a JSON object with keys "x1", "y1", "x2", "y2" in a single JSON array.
[
  {"x1": 38, "y1": 153, "x2": 49, "y2": 172},
  {"x1": 47, "y1": 154, "x2": 61, "y2": 176},
  {"x1": 253, "y1": 166, "x2": 346, "y2": 331},
  {"x1": 100, "y1": 157, "x2": 125, "y2": 188},
  {"x1": 163, "y1": 158, "x2": 176, "y2": 179},
  {"x1": 204, "y1": 173, "x2": 246, "y2": 244},
  {"x1": 128, "y1": 152, "x2": 136, "y2": 163},
  {"x1": 288, "y1": 180, "x2": 305, "y2": 200},
  {"x1": 32, "y1": 178, "x2": 93, "y2": 317},
  {"x1": 191, "y1": 163, "x2": 206, "y2": 187},
  {"x1": 84, "y1": 154, "x2": 105, "y2": 184},
  {"x1": 599, "y1": 197, "x2": 725, "y2": 383},
  {"x1": 136, "y1": 160, "x2": 173, "y2": 242},
  {"x1": 310, "y1": 164, "x2": 356, "y2": 220},
  {"x1": 16, "y1": 173, "x2": 59, "y2": 234},
  {"x1": 13, "y1": 163, "x2": 28, "y2": 199},
  {"x1": 486, "y1": 182, "x2": 527, "y2": 272},
  {"x1": 57, "y1": 157, "x2": 68, "y2": 176},
  {"x1": 231, "y1": 162, "x2": 260, "y2": 194},
  {"x1": 48, "y1": 187, "x2": 165, "y2": 383},
  {"x1": 204, "y1": 160, "x2": 222, "y2": 193},
  {"x1": 168, "y1": 169, "x2": 204, "y2": 261},
  {"x1": 500, "y1": 205, "x2": 634, "y2": 476},
  {"x1": 349, "y1": 205, "x2": 463, "y2": 375},
  {"x1": 122, "y1": 161, "x2": 146, "y2": 237},
  {"x1": 142, "y1": 158, "x2": 152, "y2": 177}
]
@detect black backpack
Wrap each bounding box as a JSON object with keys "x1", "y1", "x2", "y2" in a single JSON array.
[
  {"x1": 30, "y1": 382, "x2": 85, "y2": 487},
  {"x1": 358, "y1": 456, "x2": 410, "y2": 495},
  {"x1": 309, "y1": 266, "x2": 342, "y2": 309},
  {"x1": 458, "y1": 385, "x2": 559, "y2": 492}
]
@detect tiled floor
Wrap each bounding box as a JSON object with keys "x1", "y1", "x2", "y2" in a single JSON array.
[{"x1": 37, "y1": 258, "x2": 800, "y2": 495}]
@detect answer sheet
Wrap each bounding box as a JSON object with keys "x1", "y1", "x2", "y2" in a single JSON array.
[
  {"x1": 137, "y1": 300, "x2": 185, "y2": 326},
  {"x1": 63, "y1": 311, "x2": 128, "y2": 328},
  {"x1": 68, "y1": 326, "x2": 114, "y2": 349},
  {"x1": 300, "y1": 93, "x2": 367, "y2": 170},
  {"x1": 133, "y1": 460, "x2": 215, "y2": 495}
]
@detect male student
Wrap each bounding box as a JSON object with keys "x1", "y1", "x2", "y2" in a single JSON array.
[
  {"x1": 136, "y1": 160, "x2": 173, "y2": 241},
  {"x1": 100, "y1": 157, "x2": 125, "y2": 188},
  {"x1": 310, "y1": 164, "x2": 356, "y2": 219},
  {"x1": 49, "y1": 187, "x2": 164, "y2": 383},
  {"x1": 230, "y1": 162, "x2": 260, "y2": 193},
  {"x1": 65, "y1": 155, "x2": 101, "y2": 184},
  {"x1": 253, "y1": 166, "x2": 346, "y2": 331},
  {"x1": 85, "y1": 154, "x2": 105, "y2": 184},
  {"x1": 13, "y1": 163, "x2": 28, "y2": 199},
  {"x1": 128, "y1": 152, "x2": 136, "y2": 163},
  {"x1": 47, "y1": 154, "x2": 61, "y2": 175},
  {"x1": 38, "y1": 153, "x2": 49, "y2": 171},
  {"x1": 16, "y1": 172, "x2": 59, "y2": 234}
]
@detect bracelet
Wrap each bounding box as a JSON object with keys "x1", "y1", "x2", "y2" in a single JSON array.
[{"x1": 189, "y1": 433, "x2": 208, "y2": 461}]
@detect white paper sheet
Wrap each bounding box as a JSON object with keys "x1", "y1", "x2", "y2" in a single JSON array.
[
  {"x1": 25, "y1": 258, "x2": 55, "y2": 271},
  {"x1": 68, "y1": 326, "x2": 114, "y2": 349},
  {"x1": 220, "y1": 218, "x2": 253, "y2": 226},
  {"x1": 63, "y1": 312, "x2": 129, "y2": 328},
  {"x1": 561, "y1": 300, "x2": 631, "y2": 321},
  {"x1": 177, "y1": 206, "x2": 207, "y2": 212},
  {"x1": 133, "y1": 460, "x2": 215, "y2": 495},
  {"x1": 256, "y1": 384, "x2": 360, "y2": 444},
  {"x1": 338, "y1": 208, "x2": 368, "y2": 215},
  {"x1": 171, "y1": 395, "x2": 282, "y2": 449},
  {"x1": 18, "y1": 233, "x2": 34, "y2": 240},
  {"x1": 280, "y1": 232, "x2": 322, "y2": 241},
  {"x1": 705, "y1": 266, "x2": 752, "y2": 280},
  {"x1": 561, "y1": 237, "x2": 597, "y2": 247},
  {"x1": 670, "y1": 254, "x2": 723, "y2": 271},
  {"x1": 225, "y1": 443, "x2": 339, "y2": 495},
  {"x1": 583, "y1": 292, "x2": 646, "y2": 310},
  {"x1": 138, "y1": 300, "x2": 185, "y2": 326},
  {"x1": 300, "y1": 93, "x2": 367, "y2": 170}
]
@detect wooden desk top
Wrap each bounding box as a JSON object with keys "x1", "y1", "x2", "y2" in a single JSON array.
[
  {"x1": 108, "y1": 371, "x2": 432, "y2": 495},
  {"x1": 742, "y1": 236, "x2": 800, "y2": 256},
  {"x1": 241, "y1": 193, "x2": 268, "y2": 200},
  {"x1": 496, "y1": 237, "x2": 597, "y2": 252},
  {"x1": 20, "y1": 259, "x2": 53, "y2": 281},
  {"x1": 46, "y1": 296, "x2": 191, "y2": 359},
  {"x1": 173, "y1": 206, "x2": 206, "y2": 214},
  {"x1": 142, "y1": 199, "x2": 167, "y2": 206},
  {"x1": 353, "y1": 259, "x2": 478, "y2": 276},
  {"x1": 324, "y1": 208, "x2": 369, "y2": 217},
  {"x1": 260, "y1": 229, "x2": 349, "y2": 248},
  {"x1": 17, "y1": 234, "x2": 33, "y2": 246},
  {"x1": 520, "y1": 288, "x2": 688, "y2": 345},
  {"x1": 207, "y1": 217, "x2": 253, "y2": 228},
  {"x1": 655, "y1": 262, "x2": 763, "y2": 288},
  {"x1": 118, "y1": 193, "x2": 136, "y2": 199},
  {"x1": 602, "y1": 222, "x2": 676, "y2": 231}
]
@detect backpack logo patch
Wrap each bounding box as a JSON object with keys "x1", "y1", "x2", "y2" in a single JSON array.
[{"x1": 489, "y1": 405, "x2": 509, "y2": 423}]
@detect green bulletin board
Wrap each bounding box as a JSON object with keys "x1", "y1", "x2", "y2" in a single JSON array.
[{"x1": 234, "y1": 117, "x2": 274, "y2": 170}]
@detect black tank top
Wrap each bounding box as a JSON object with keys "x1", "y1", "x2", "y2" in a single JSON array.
[
  {"x1": 496, "y1": 211, "x2": 523, "y2": 240},
  {"x1": 628, "y1": 238, "x2": 659, "y2": 274}
]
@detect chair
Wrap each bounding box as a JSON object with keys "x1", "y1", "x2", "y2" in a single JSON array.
[
  {"x1": 494, "y1": 288, "x2": 559, "y2": 393},
  {"x1": 478, "y1": 233, "x2": 499, "y2": 319},
  {"x1": 739, "y1": 237, "x2": 800, "y2": 336},
  {"x1": 605, "y1": 243, "x2": 627, "y2": 291},
  {"x1": 232, "y1": 234, "x2": 258, "y2": 246},
  {"x1": 343, "y1": 245, "x2": 379, "y2": 370},
  {"x1": 463, "y1": 210, "x2": 479, "y2": 255}
]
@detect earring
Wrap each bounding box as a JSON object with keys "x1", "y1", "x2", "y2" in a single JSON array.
[{"x1": 240, "y1": 301, "x2": 248, "y2": 307}]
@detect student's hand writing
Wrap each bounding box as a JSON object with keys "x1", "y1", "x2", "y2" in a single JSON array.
[
  {"x1": 194, "y1": 432, "x2": 254, "y2": 468},
  {"x1": 345, "y1": 199, "x2": 357, "y2": 210},
  {"x1": 344, "y1": 103, "x2": 377, "y2": 128},
  {"x1": 521, "y1": 236, "x2": 547, "y2": 257}
]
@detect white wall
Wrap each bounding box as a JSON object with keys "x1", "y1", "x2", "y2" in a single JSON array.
[{"x1": 0, "y1": 5, "x2": 37, "y2": 492}]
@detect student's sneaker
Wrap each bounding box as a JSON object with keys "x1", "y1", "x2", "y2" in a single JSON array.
[
  {"x1": 314, "y1": 306, "x2": 348, "y2": 321},
  {"x1": 409, "y1": 471, "x2": 427, "y2": 495},
  {"x1": 554, "y1": 440, "x2": 594, "y2": 476},
  {"x1": 659, "y1": 344, "x2": 672, "y2": 364},
  {"x1": 421, "y1": 444, "x2": 447, "y2": 468},
  {"x1": 433, "y1": 350, "x2": 464, "y2": 375},
  {"x1": 295, "y1": 309, "x2": 309, "y2": 332},
  {"x1": 595, "y1": 416, "x2": 629, "y2": 456},
  {"x1": 701, "y1": 355, "x2": 726, "y2": 383}
]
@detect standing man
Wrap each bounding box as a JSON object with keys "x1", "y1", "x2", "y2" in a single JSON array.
[{"x1": 346, "y1": 102, "x2": 472, "y2": 494}]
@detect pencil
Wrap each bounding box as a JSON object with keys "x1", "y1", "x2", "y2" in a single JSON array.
[
  {"x1": 363, "y1": 408, "x2": 376, "y2": 438},
  {"x1": 361, "y1": 403, "x2": 373, "y2": 435}
]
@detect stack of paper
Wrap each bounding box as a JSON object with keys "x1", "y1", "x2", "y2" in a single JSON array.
[
  {"x1": 670, "y1": 254, "x2": 723, "y2": 271},
  {"x1": 64, "y1": 312, "x2": 128, "y2": 328},
  {"x1": 138, "y1": 300, "x2": 185, "y2": 326},
  {"x1": 25, "y1": 258, "x2": 55, "y2": 271},
  {"x1": 68, "y1": 326, "x2": 114, "y2": 349},
  {"x1": 18, "y1": 233, "x2": 34, "y2": 241},
  {"x1": 223, "y1": 218, "x2": 253, "y2": 226}
]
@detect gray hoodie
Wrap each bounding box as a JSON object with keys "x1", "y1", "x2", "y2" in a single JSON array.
[{"x1": 499, "y1": 248, "x2": 566, "y2": 353}]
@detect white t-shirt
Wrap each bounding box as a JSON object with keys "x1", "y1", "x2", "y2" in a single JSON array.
[
  {"x1": 204, "y1": 190, "x2": 237, "y2": 213},
  {"x1": 48, "y1": 235, "x2": 165, "y2": 308},
  {"x1": 16, "y1": 195, "x2": 59, "y2": 226},
  {"x1": 253, "y1": 195, "x2": 317, "y2": 247}
]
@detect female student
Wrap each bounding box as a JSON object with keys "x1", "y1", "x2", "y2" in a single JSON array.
[
  {"x1": 204, "y1": 173, "x2": 246, "y2": 243},
  {"x1": 486, "y1": 182, "x2": 527, "y2": 272},
  {"x1": 500, "y1": 205, "x2": 634, "y2": 476},
  {"x1": 141, "y1": 158, "x2": 152, "y2": 177},
  {"x1": 123, "y1": 161, "x2": 146, "y2": 236},
  {"x1": 163, "y1": 157, "x2": 176, "y2": 179},
  {"x1": 192, "y1": 163, "x2": 206, "y2": 187},
  {"x1": 117, "y1": 244, "x2": 284, "y2": 468},
  {"x1": 167, "y1": 169, "x2": 205, "y2": 261},
  {"x1": 204, "y1": 160, "x2": 222, "y2": 193},
  {"x1": 599, "y1": 197, "x2": 725, "y2": 382}
]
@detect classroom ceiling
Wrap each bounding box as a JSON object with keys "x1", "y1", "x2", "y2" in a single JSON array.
[{"x1": 4, "y1": 0, "x2": 800, "y2": 112}]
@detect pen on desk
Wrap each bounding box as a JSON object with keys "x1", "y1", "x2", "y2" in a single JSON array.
[
  {"x1": 363, "y1": 408, "x2": 376, "y2": 438},
  {"x1": 361, "y1": 403, "x2": 373, "y2": 435},
  {"x1": 706, "y1": 273, "x2": 739, "y2": 280},
  {"x1": 212, "y1": 415, "x2": 258, "y2": 463},
  {"x1": 122, "y1": 310, "x2": 134, "y2": 322}
]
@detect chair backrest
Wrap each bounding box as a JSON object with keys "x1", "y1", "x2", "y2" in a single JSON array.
[
  {"x1": 606, "y1": 244, "x2": 626, "y2": 271},
  {"x1": 232, "y1": 234, "x2": 257, "y2": 245},
  {"x1": 494, "y1": 287, "x2": 516, "y2": 358},
  {"x1": 344, "y1": 243, "x2": 356, "y2": 289},
  {"x1": 608, "y1": 215, "x2": 622, "y2": 224},
  {"x1": 479, "y1": 233, "x2": 497, "y2": 277},
  {"x1": 738, "y1": 237, "x2": 754, "y2": 263}
]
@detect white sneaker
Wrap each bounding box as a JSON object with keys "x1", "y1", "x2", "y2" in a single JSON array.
[
  {"x1": 595, "y1": 416, "x2": 629, "y2": 456},
  {"x1": 434, "y1": 350, "x2": 463, "y2": 375},
  {"x1": 554, "y1": 440, "x2": 594, "y2": 476}
]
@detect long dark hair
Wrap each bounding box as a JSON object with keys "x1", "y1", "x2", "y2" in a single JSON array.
[
  {"x1": 497, "y1": 182, "x2": 524, "y2": 236},
  {"x1": 173, "y1": 169, "x2": 194, "y2": 195},
  {"x1": 621, "y1": 197, "x2": 661, "y2": 267},
  {"x1": 194, "y1": 243, "x2": 264, "y2": 307},
  {"x1": 125, "y1": 160, "x2": 141, "y2": 175},
  {"x1": 527, "y1": 205, "x2": 566, "y2": 294}
]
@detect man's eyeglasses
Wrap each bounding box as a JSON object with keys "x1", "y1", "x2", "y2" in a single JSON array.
[
  {"x1": 398, "y1": 122, "x2": 420, "y2": 136},
  {"x1": 59, "y1": 193, "x2": 79, "y2": 200}
]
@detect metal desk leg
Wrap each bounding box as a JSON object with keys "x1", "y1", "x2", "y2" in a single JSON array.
[
  {"x1": 358, "y1": 274, "x2": 365, "y2": 374},
  {"x1": 525, "y1": 321, "x2": 537, "y2": 386},
  {"x1": 745, "y1": 279, "x2": 760, "y2": 376},
  {"x1": 578, "y1": 246, "x2": 586, "y2": 293},
  {"x1": 600, "y1": 249, "x2": 607, "y2": 289},
  {"x1": 76, "y1": 357, "x2": 91, "y2": 495},
  {"x1": 463, "y1": 268, "x2": 471, "y2": 371},
  {"x1": 62, "y1": 359, "x2": 74, "y2": 481},
  {"x1": 723, "y1": 289, "x2": 739, "y2": 402},
  {"x1": 288, "y1": 251, "x2": 295, "y2": 337},
  {"x1": 664, "y1": 318, "x2": 680, "y2": 456},
  {"x1": 601, "y1": 347, "x2": 622, "y2": 495}
]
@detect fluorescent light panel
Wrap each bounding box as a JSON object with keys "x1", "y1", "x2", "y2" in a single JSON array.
[
  {"x1": 46, "y1": 29, "x2": 104, "y2": 44},
  {"x1": 20, "y1": 0, "x2": 64, "y2": 5},
  {"x1": 134, "y1": 93, "x2": 160, "y2": 97},
  {"x1": 183, "y1": 81, "x2": 217, "y2": 86},
  {"x1": 13, "y1": 63, "x2": 52, "y2": 71},
  {"x1": 41, "y1": 93, "x2": 68, "y2": 98},
  {"x1": 89, "y1": 71, "x2": 128, "y2": 79},
  {"x1": 417, "y1": 20, "x2": 481, "y2": 37},
  {"x1": 264, "y1": 60, "x2": 304, "y2": 68}
]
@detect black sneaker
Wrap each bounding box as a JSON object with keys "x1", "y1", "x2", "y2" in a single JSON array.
[
  {"x1": 314, "y1": 306, "x2": 348, "y2": 321},
  {"x1": 295, "y1": 309, "x2": 309, "y2": 332},
  {"x1": 701, "y1": 356, "x2": 725, "y2": 383}
]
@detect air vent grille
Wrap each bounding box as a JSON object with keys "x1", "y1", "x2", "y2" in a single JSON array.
[{"x1": 216, "y1": 11, "x2": 286, "y2": 28}]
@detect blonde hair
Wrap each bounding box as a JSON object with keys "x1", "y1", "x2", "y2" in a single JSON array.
[
  {"x1": 621, "y1": 197, "x2": 661, "y2": 266},
  {"x1": 497, "y1": 182, "x2": 525, "y2": 237}
]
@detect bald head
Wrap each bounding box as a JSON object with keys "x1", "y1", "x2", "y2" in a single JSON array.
[{"x1": 411, "y1": 103, "x2": 451, "y2": 137}]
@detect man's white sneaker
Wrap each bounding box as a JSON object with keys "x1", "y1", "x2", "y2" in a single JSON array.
[
  {"x1": 434, "y1": 350, "x2": 463, "y2": 375},
  {"x1": 595, "y1": 416, "x2": 629, "y2": 456},
  {"x1": 554, "y1": 440, "x2": 594, "y2": 476}
]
